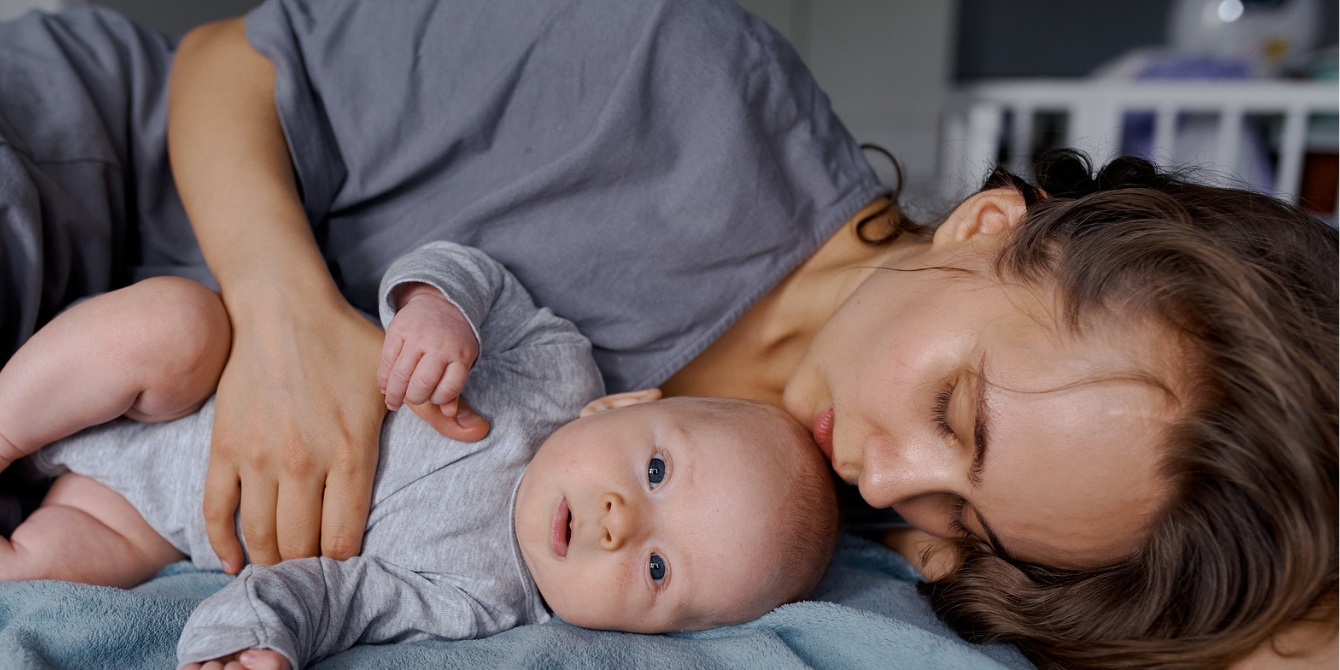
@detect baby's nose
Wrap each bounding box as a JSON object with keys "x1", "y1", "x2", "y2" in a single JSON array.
[{"x1": 598, "y1": 492, "x2": 640, "y2": 550}]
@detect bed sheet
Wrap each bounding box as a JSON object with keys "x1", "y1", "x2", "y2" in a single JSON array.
[{"x1": 0, "y1": 535, "x2": 1032, "y2": 669}]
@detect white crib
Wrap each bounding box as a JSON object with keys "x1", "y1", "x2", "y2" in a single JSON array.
[{"x1": 939, "y1": 79, "x2": 1339, "y2": 218}]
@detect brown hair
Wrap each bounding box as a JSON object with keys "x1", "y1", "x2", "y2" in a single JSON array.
[{"x1": 914, "y1": 151, "x2": 1338, "y2": 669}]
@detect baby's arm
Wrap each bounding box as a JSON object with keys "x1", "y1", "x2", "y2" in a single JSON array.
[
  {"x1": 373, "y1": 242, "x2": 516, "y2": 439},
  {"x1": 176, "y1": 557, "x2": 481, "y2": 669}
]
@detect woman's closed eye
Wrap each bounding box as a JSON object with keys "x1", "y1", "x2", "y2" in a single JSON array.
[
  {"x1": 948, "y1": 497, "x2": 972, "y2": 538},
  {"x1": 647, "y1": 454, "x2": 666, "y2": 487},
  {"x1": 932, "y1": 380, "x2": 955, "y2": 438}
]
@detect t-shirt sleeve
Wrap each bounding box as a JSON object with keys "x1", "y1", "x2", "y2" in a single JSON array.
[
  {"x1": 378, "y1": 241, "x2": 597, "y2": 364},
  {"x1": 176, "y1": 557, "x2": 493, "y2": 668}
]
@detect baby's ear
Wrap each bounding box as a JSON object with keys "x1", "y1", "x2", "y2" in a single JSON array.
[{"x1": 579, "y1": 388, "x2": 663, "y2": 417}]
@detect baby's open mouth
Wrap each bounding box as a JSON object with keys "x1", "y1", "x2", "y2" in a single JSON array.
[{"x1": 550, "y1": 497, "x2": 572, "y2": 558}]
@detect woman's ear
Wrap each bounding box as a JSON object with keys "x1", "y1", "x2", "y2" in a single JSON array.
[
  {"x1": 579, "y1": 388, "x2": 663, "y2": 417},
  {"x1": 931, "y1": 188, "x2": 1029, "y2": 247}
]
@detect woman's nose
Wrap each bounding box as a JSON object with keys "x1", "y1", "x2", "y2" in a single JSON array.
[
  {"x1": 857, "y1": 433, "x2": 962, "y2": 510},
  {"x1": 598, "y1": 492, "x2": 641, "y2": 550}
]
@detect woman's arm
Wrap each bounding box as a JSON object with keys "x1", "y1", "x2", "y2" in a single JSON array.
[{"x1": 167, "y1": 18, "x2": 387, "y2": 571}]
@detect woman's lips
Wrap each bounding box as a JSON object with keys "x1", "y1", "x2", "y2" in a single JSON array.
[
  {"x1": 550, "y1": 497, "x2": 570, "y2": 558},
  {"x1": 812, "y1": 407, "x2": 836, "y2": 466}
]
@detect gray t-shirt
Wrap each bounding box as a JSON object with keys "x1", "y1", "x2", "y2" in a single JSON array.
[
  {"x1": 33, "y1": 242, "x2": 605, "y2": 668},
  {"x1": 0, "y1": 1, "x2": 883, "y2": 393}
]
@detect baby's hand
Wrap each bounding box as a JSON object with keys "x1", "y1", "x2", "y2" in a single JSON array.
[
  {"x1": 378, "y1": 283, "x2": 479, "y2": 416},
  {"x1": 182, "y1": 648, "x2": 289, "y2": 670}
]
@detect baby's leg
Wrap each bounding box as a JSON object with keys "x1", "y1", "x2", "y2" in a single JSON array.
[
  {"x1": 0, "y1": 277, "x2": 230, "y2": 469},
  {"x1": 0, "y1": 473, "x2": 184, "y2": 587}
]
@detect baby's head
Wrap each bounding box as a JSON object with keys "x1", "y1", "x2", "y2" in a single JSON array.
[{"x1": 515, "y1": 392, "x2": 839, "y2": 633}]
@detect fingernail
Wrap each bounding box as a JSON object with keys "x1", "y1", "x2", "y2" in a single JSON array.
[
  {"x1": 221, "y1": 559, "x2": 232, "y2": 573},
  {"x1": 459, "y1": 408, "x2": 484, "y2": 426},
  {"x1": 240, "y1": 650, "x2": 256, "y2": 663}
]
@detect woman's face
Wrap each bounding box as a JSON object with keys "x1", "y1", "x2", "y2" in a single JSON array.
[{"x1": 783, "y1": 190, "x2": 1181, "y2": 570}]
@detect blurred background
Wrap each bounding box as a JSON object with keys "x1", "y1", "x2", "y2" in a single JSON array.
[{"x1": 3, "y1": 0, "x2": 1334, "y2": 221}]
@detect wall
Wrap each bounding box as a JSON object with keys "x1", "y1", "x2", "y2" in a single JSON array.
[{"x1": 736, "y1": 0, "x2": 958, "y2": 208}]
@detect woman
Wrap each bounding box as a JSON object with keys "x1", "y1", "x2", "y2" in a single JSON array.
[{"x1": 1, "y1": 1, "x2": 1333, "y2": 667}]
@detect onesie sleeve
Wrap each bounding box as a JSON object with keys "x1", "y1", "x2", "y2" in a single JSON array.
[
  {"x1": 176, "y1": 557, "x2": 494, "y2": 668},
  {"x1": 378, "y1": 241, "x2": 597, "y2": 362}
]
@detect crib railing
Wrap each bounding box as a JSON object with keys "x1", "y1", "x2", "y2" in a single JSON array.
[{"x1": 939, "y1": 79, "x2": 1339, "y2": 217}]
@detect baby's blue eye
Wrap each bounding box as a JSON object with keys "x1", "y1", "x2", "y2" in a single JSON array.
[
  {"x1": 649, "y1": 554, "x2": 666, "y2": 581},
  {"x1": 647, "y1": 456, "x2": 665, "y2": 486}
]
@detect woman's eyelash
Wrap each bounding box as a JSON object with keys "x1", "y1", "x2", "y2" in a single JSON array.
[
  {"x1": 948, "y1": 498, "x2": 971, "y2": 537},
  {"x1": 932, "y1": 381, "x2": 955, "y2": 438}
]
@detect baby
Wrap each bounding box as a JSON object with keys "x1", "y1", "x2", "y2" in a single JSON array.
[{"x1": 0, "y1": 242, "x2": 839, "y2": 670}]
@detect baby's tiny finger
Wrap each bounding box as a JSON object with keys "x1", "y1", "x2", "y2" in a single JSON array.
[
  {"x1": 405, "y1": 355, "x2": 448, "y2": 406},
  {"x1": 431, "y1": 361, "x2": 469, "y2": 406},
  {"x1": 439, "y1": 397, "x2": 459, "y2": 418},
  {"x1": 384, "y1": 349, "x2": 424, "y2": 410},
  {"x1": 376, "y1": 334, "x2": 405, "y2": 391}
]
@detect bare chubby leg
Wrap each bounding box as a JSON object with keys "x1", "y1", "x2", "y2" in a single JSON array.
[
  {"x1": 0, "y1": 276, "x2": 231, "y2": 471},
  {"x1": 0, "y1": 473, "x2": 184, "y2": 587}
]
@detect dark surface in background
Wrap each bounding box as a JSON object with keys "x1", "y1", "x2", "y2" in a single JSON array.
[
  {"x1": 956, "y1": 0, "x2": 1340, "y2": 80},
  {"x1": 90, "y1": 0, "x2": 260, "y2": 36}
]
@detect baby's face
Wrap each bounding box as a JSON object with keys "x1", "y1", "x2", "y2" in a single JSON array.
[{"x1": 514, "y1": 398, "x2": 797, "y2": 633}]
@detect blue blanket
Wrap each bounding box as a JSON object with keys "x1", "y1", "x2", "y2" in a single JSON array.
[{"x1": 0, "y1": 536, "x2": 1030, "y2": 669}]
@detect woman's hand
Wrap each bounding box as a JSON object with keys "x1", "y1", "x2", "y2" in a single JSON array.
[
  {"x1": 183, "y1": 648, "x2": 289, "y2": 670},
  {"x1": 205, "y1": 290, "x2": 387, "y2": 571}
]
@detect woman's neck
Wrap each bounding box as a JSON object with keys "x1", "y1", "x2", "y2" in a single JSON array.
[{"x1": 661, "y1": 198, "x2": 922, "y2": 406}]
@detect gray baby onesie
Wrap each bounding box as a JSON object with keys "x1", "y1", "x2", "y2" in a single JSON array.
[{"x1": 32, "y1": 242, "x2": 605, "y2": 668}]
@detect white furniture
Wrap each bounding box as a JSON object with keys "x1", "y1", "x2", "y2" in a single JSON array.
[{"x1": 939, "y1": 78, "x2": 1339, "y2": 217}]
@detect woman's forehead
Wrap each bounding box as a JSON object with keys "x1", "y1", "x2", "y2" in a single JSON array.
[
  {"x1": 975, "y1": 377, "x2": 1176, "y2": 567},
  {"x1": 968, "y1": 288, "x2": 1184, "y2": 566}
]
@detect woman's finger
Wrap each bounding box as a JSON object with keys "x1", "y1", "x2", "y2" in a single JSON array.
[
  {"x1": 320, "y1": 453, "x2": 375, "y2": 560},
  {"x1": 430, "y1": 361, "x2": 469, "y2": 406},
  {"x1": 412, "y1": 398, "x2": 490, "y2": 442},
  {"x1": 274, "y1": 473, "x2": 324, "y2": 561},
  {"x1": 237, "y1": 470, "x2": 281, "y2": 565},
  {"x1": 404, "y1": 354, "x2": 447, "y2": 407},
  {"x1": 202, "y1": 453, "x2": 244, "y2": 574}
]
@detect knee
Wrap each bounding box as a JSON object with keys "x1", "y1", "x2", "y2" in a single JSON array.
[
  {"x1": 112, "y1": 277, "x2": 230, "y2": 410},
  {"x1": 127, "y1": 277, "x2": 230, "y2": 368}
]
